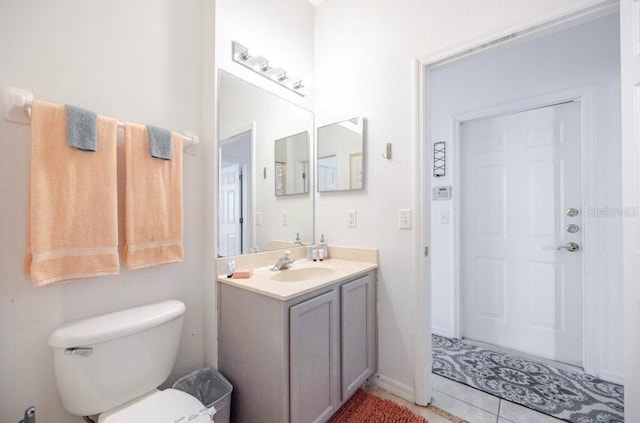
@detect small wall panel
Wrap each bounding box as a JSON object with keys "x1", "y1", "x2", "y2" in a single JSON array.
[{"x1": 527, "y1": 261, "x2": 564, "y2": 331}]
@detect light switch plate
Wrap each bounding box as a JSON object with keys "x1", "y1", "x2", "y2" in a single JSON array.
[
  {"x1": 399, "y1": 209, "x2": 412, "y2": 229},
  {"x1": 282, "y1": 211, "x2": 288, "y2": 226},
  {"x1": 256, "y1": 211, "x2": 262, "y2": 225},
  {"x1": 347, "y1": 210, "x2": 357, "y2": 228}
]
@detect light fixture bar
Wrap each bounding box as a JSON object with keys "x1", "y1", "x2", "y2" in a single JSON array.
[{"x1": 231, "y1": 41, "x2": 306, "y2": 97}]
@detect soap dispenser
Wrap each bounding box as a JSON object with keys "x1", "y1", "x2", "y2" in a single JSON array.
[
  {"x1": 318, "y1": 234, "x2": 328, "y2": 260},
  {"x1": 294, "y1": 232, "x2": 303, "y2": 246}
]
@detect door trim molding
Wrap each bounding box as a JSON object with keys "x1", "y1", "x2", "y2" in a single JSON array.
[
  {"x1": 414, "y1": 0, "x2": 620, "y2": 405},
  {"x1": 451, "y1": 86, "x2": 600, "y2": 376}
]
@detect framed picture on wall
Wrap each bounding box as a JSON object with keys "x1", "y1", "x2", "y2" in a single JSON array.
[{"x1": 275, "y1": 162, "x2": 286, "y2": 195}]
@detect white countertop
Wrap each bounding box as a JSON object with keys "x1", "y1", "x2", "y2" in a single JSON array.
[{"x1": 217, "y1": 258, "x2": 378, "y2": 301}]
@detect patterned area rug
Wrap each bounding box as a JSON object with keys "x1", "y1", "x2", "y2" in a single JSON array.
[
  {"x1": 432, "y1": 335, "x2": 624, "y2": 423},
  {"x1": 329, "y1": 389, "x2": 428, "y2": 423}
]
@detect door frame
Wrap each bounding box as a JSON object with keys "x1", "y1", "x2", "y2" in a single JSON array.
[
  {"x1": 413, "y1": 0, "x2": 619, "y2": 406},
  {"x1": 451, "y1": 87, "x2": 599, "y2": 375}
]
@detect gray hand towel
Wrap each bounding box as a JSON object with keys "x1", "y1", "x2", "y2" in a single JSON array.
[
  {"x1": 65, "y1": 105, "x2": 97, "y2": 151},
  {"x1": 147, "y1": 125, "x2": 173, "y2": 160}
]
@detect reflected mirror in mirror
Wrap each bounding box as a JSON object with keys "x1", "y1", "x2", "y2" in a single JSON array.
[
  {"x1": 275, "y1": 132, "x2": 309, "y2": 196},
  {"x1": 317, "y1": 117, "x2": 364, "y2": 192},
  {"x1": 218, "y1": 70, "x2": 314, "y2": 257}
]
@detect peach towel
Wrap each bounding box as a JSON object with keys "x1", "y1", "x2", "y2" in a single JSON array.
[
  {"x1": 124, "y1": 123, "x2": 183, "y2": 269},
  {"x1": 24, "y1": 100, "x2": 119, "y2": 286}
]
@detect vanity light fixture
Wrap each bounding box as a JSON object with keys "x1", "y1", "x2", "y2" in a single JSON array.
[
  {"x1": 240, "y1": 49, "x2": 252, "y2": 61},
  {"x1": 232, "y1": 41, "x2": 306, "y2": 97},
  {"x1": 261, "y1": 62, "x2": 272, "y2": 72}
]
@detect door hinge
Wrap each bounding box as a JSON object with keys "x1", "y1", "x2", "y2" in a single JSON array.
[{"x1": 424, "y1": 246, "x2": 429, "y2": 257}]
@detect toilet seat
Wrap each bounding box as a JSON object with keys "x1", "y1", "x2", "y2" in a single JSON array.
[{"x1": 98, "y1": 389, "x2": 212, "y2": 423}]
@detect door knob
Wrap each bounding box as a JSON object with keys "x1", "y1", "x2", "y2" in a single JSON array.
[{"x1": 557, "y1": 242, "x2": 580, "y2": 252}]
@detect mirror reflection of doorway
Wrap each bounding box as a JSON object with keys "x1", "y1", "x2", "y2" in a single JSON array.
[
  {"x1": 219, "y1": 130, "x2": 252, "y2": 256},
  {"x1": 295, "y1": 160, "x2": 309, "y2": 194},
  {"x1": 317, "y1": 155, "x2": 337, "y2": 191}
]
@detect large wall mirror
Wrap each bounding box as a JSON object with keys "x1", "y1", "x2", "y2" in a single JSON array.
[
  {"x1": 317, "y1": 117, "x2": 365, "y2": 192},
  {"x1": 218, "y1": 70, "x2": 314, "y2": 256}
]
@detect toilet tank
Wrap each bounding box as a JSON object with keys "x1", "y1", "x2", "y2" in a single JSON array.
[{"x1": 48, "y1": 300, "x2": 186, "y2": 417}]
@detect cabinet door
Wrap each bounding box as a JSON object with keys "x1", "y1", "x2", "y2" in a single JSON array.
[
  {"x1": 341, "y1": 274, "x2": 376, "y2": 400},
  {"x1": 290, "y1": 290, "x2": 340, "y2": 423}
]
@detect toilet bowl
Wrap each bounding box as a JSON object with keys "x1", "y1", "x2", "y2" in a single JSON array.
[{"x1": 48, "y1": 300, "x2": 211, "y2": 422}]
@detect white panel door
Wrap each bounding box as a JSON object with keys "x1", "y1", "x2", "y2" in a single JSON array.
[
  {"x1": 461, "y1": 102, "x2": 583, "y2": 365},
  {"x1": 621, "y1": 2, "x2": 640, "y2": 420},
  {"x1": 219, "y1": 163, "x2": 242, "y2": 256}
]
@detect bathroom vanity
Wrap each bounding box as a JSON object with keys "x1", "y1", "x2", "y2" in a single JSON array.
[{"x1": 217, "y1": 249, "x2": 377, "y2": 423}]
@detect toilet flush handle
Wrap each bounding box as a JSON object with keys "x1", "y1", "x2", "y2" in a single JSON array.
[{"x1": 64, "y1": 347, "x2": 93, "y2": 357}]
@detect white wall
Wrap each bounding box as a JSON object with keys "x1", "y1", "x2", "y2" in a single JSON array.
[
  {"x1": 313, "y1": 0, "x2": 612, "y2": 399},
  {"x1": 215, "y1": 0, "x2": 314, "y2": 110},
  {"x1": 0, "y1": 1, "x2": 208, "y2": 421},
  {"x1": 429, "y1": 13, "x2": 622, "y2": 381}
]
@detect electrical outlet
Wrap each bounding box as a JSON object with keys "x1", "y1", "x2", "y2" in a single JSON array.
[
  {"x1": 282, "y1": 211, "x2": 288, "y2": 226},
  {"x1": 256, "y1": 212, "x2": 262, "y2": 225},
  {"x1": 347, "y1": 210, "x2": 357, "y2": 228},
  {"x1": 399, "y1": 209, "x2": 412, "y2": 229}
]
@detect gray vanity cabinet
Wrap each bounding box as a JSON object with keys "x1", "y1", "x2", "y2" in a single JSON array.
[
  {"x1": 218, "y1": 270, "x2": 376, "y2": 423},
  {"x1": 290, "y1": 290, "x2": 340, "y2": 423},
  {"x1": 340, "y1": 273, "x2": 376, "y2": 400}
]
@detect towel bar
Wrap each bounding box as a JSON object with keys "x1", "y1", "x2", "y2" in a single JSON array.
[{"x1": 2, "y1": 86, "x2": 200, "y2": 150}]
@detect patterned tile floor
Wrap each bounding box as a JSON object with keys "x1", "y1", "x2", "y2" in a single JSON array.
[{"x1": 432, "y1": 335, "x2": 624, "y2": 423}]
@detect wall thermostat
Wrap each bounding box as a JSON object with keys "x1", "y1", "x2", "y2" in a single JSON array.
[{"x1": 433, "y1": 186, "x2": 452, "y2": 201}]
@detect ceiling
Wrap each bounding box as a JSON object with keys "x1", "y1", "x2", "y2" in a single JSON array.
[{"x1": 307, "y1": 0, "x2": 326, "y2": 6}]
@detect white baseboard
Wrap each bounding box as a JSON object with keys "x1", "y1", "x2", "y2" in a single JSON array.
[
  {"x1": 372, "y1": 373, "x2": 415, "y2": 403},
  {"x1": 431, "y1": 326, "x2": 455, "y2": 339},
  {"x1": 598, "y1": 369, "x2": 623, "y2": 385}
]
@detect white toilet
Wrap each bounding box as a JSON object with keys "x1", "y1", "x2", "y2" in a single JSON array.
[{"x1": 48, "y1": 300, "x2": 212, "y2": 422}]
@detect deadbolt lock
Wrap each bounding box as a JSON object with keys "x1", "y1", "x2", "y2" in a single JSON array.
[
  {"x1": 566, "y1": 224, "x2": 580, "y2": 233},
  {"x1": 566, "y1": 208, "x2": 579, "y2": 217}
]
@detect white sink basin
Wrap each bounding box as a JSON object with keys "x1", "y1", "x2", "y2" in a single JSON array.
[{"x1": 270, "y1": 267, "x2": 335, "y2": 282}]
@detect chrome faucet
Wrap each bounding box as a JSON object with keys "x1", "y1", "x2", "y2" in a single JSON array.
[{"x1": 271, "y1": 251, "x2": 294, "y2": 271}]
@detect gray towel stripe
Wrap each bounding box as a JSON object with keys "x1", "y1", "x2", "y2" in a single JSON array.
[
  {"x1": 65, "y1": 105, "x2": 97, "y2": 151},
  {"x1": 147, "y1": 125, "x2": 173, "y2": 160}
]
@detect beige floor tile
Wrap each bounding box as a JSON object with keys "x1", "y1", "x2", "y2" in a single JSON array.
[
  {"x1": 364, "y1": 385, "x2": 469, "y2": 423},
  {"x1": 432, "y1": 374, "x2": 500, "y2": 414},
  {"x1": 431, "y1": 391, "x2": 497, "y2": 423},
  {"x1": 499, "y1": 400, "x2": 566, "y2": 423}
]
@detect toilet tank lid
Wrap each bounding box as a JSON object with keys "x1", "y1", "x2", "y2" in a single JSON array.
[{"x1": 48, "y1": 300, "x2": 186, "y2": 348}]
